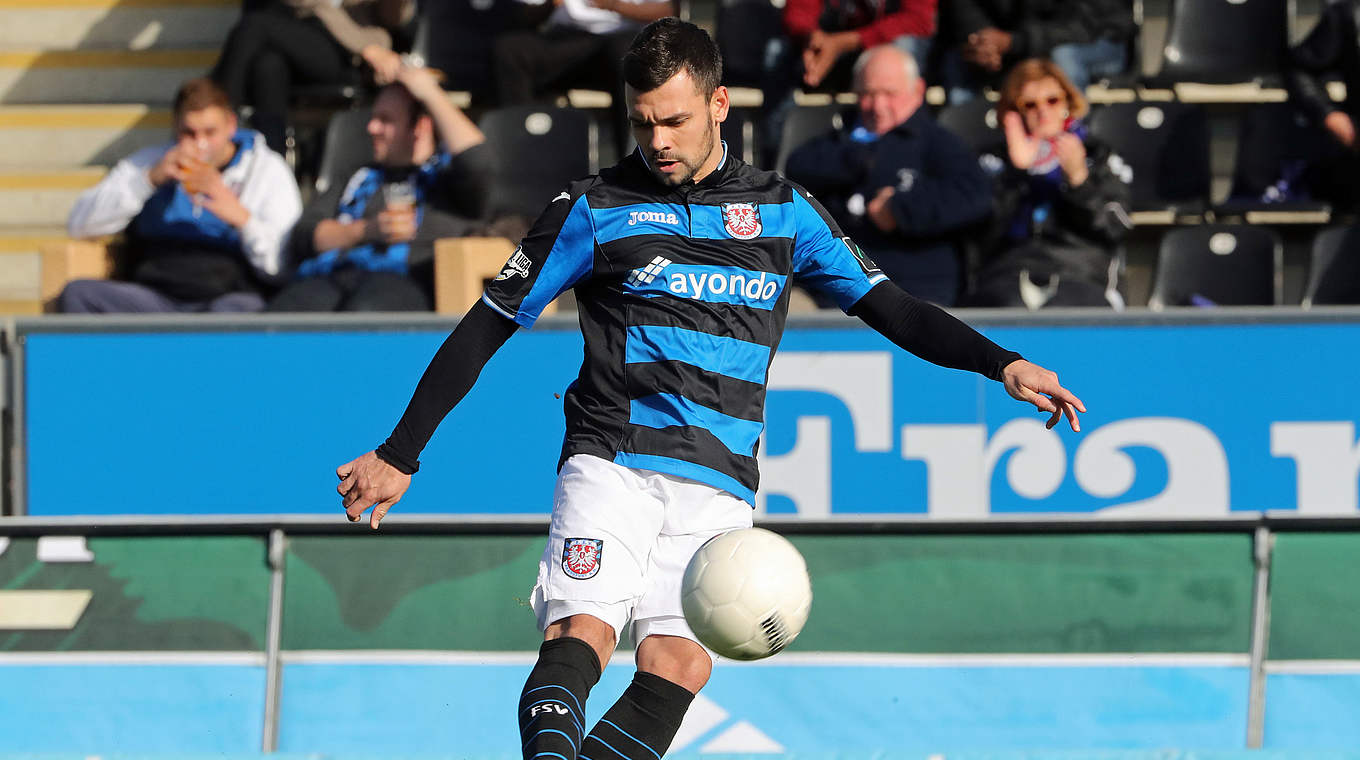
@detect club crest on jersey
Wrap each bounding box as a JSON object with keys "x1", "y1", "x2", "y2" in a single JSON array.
[
  {"x1": 562, "y1": 538, "x2": 603, "y2": 579},
  {"x1": 721, "y1": 202, "x2": 762, "y2": 240},
  {"x1": 495, "y1": 248, "x2": 532, "y2": 281}
]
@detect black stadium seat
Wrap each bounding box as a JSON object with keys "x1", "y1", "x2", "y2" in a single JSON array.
[
  {"x1": 1149, "y1": 225, "x2": 1281, "y2": 308},
  {"x1": 936, "y1": 98, "x2": 1001, "y2": 154},
  {"x1": 479, "y1": 106, "x2": 597, "y2": 219},
  {"x1": 313, "y1": 108, "x2": 373, "y2": 197},
  {"x1": 774, "y1": 104, "x2": 843, "y2": 174},
  {"x1": 716, "y1": 0, "x2": 782, "y2": 88},
  {"x1": 1215, "y1": 103, "x2": 1332, "y2": 219},
  {"x1": 1303, "y1": 226, "x2": 1360, "y2": 307},
  {"x1": 721, "y1": 108, "x2": 757, "y2": 166},
  {"x1": 1087, "y1": 101, "x2": 1209, "y2": 216},
  {"x1": 1148, "y1": 0, "x2": 1289, "y2": 85}
]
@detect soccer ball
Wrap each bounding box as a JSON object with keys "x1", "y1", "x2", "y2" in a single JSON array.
[{"x1": 680, "y1": 527, "x2": 812, "y2": 660}]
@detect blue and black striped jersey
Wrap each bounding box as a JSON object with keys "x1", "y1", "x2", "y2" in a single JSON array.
[{"x1": 482, "y1": 146, "x2": 886, "y2": 504}]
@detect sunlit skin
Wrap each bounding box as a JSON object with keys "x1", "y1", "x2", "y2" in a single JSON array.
[
  {"x1": 1003, "y1": 75, "x2": 1089, "y2": 186},
  {"x1": 176, "y1": 106, "x2": 238, "y2": 167},
  {"x1": 627, "y1": 69, "x2": 730, "y2": 187},
  {"x1": 855, "y1": 47, "x2": 925, "y2": 137},
  {"x1": 367, "y1": 86, "x2": 435, "y2": 166},
  {"x1": 1016, "y1": 76, "x2": 1069, "y2": 139},
  {"x1": 146, "y1": 105, "x2": 250, "y2": 227}
]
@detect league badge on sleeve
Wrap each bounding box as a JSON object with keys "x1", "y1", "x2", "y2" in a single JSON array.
[
  {"x1": 721, "y1": 202, "x2": 763, "y2": 240},
  {"x1": 562, "y1": 537, "x2": 603, "y2": 579}
]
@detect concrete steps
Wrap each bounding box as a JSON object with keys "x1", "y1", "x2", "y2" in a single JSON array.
[
  {"x1": 0, "y1": 48, "x2": 216, "y2": 104},
  {"x1": 0, "y1": 226, "x2": 71, "y2": 314},
  {"x1": 0, "y1": 105, "x2": 170, "y2": 167},
  {"x1": 0, "y1": 166, "x2": 104, "y2": 226},
  {"x1": 0, "y1": 0, "x2": 240, "y2": 50}
]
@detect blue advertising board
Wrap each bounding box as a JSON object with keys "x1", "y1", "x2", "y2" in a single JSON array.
[{"x1": 21, "y1": 319, "x2": 1360, "y2": 517}]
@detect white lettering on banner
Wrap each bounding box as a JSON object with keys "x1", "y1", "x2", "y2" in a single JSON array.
[
  {"x1": 901, "y1": 420, "x2": 1067, "y2": 518},
  {"x1": 1073, "y1": 418, "x2": 1230, "y2": 517},
  {"x1": 756, "y1": 352, "x2": 892, "y2": 516},
  {"x1": 758, "y1": 352, "x2": 1360, "y2": 517},
  {"x1": 755, "y1": 417, "x2": 831, "y2": 517},
  {"x1": 1271, "y1": 422, "x2": 1360, "y2": 514}
]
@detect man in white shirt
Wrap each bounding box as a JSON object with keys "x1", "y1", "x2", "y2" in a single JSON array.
[
  {"x1": 493, "y1": 0, "x2": 675, "y2": 156},
  {"x1": 60, "y1": 77, "x2": 302, "y2": 313}
]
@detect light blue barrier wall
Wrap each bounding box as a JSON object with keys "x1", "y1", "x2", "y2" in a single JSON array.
[
  {"x1": 0, "y1": 663, "x2": 265, "y2": 752},
  {"x1": 20, "y1": 318, "x2": 1360, "y2": 518}
]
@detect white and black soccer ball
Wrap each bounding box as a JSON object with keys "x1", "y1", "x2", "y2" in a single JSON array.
[{"x1": 680, "y1": 527, "x2": 812, "y2": 660}]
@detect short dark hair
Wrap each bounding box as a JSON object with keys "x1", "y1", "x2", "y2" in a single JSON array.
[
  {"x1": 377, "y1": 82, "x2": 431, "y2": 127},
  {"x1": 622, "y1": 18, "x2": 723, "y2": 98},
  {"x1": 173, "y1": 77, "x2": 233, "y2": 118}
]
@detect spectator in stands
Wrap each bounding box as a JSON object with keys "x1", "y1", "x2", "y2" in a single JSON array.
[
  {"x1": 269, "y1": 64, "x2": 492, "y2": 312},
  {"x1": 59, "y1": 78, "x2": 301, "y2": 314},
  {"x1": 784, "y1": 45, "x2": 990, "y2": 306},
  {"x1": 494, "y1": 0, "x2": 675, "y2": 157},
  {"x1": 212, "y1": 0, "x2": 416, "y2": 154},
  {"x1": 760, "y1": 0, "x2": 936, "y2": 165},
  {"x1": 1286, "y1": 0, "x2": 1360, "y2": 211},
  {"x1": 937, "y1": 0, "x2": 1133, "y2": 103},
  {"x1": 965, "y1": 58, "x2": 1132, "y2": 309}
]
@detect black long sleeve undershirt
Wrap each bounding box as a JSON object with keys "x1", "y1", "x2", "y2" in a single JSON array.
[
  {"x1": 375, "y1": 300, "x2": 518, "y2": 474},
  {"x1": 376, "y1": 281, "x2": 1021, "y2": 475},
  {"x1": 848, "y1": 280, "x2": 1023, "y2": 382}
]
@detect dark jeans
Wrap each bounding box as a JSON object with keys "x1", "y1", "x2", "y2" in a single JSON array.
[
  {"x1": 940, "y1": 38, "x2": 1128, "y2": 104},
  {"x1": 58, "y1": 279, "x2": 265, "y2": 313},
  {"x1": 493, "y1": 26, "x2": 636, "y2": 158},
  {"x1": 212, "y1": 6, "x2": 354, "y2": 154},
  {"x1": 268, "y1": 270, "x2": 432, "y2": 312}
]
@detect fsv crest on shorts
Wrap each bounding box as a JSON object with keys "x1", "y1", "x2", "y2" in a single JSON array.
[{"x1": 562, "y1": 537, "x2": 603, "y2": 579}]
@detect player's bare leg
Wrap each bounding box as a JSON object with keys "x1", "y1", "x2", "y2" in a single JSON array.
[
  {"x1": 577, "y1": 634, "x2": 706, "y2": 760},
  {"x1": 518, "y1": 614, "x2": 617, "y2": 760}
]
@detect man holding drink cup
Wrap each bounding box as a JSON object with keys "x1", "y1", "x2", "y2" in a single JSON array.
[
  {"x1": 271, "y1": 63, "x2": 492, "y2": 311},
  {"x1": 60, "y1": 78, "x2": 302, "y2": 313}
]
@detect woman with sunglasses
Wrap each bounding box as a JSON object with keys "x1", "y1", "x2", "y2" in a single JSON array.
[{"x1": 965, "y1": 58, "x2": 1132, "y2": 308}]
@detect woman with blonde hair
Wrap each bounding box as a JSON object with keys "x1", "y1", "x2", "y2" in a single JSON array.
[{"x1": 966, "y1": 58, "x2": 1132, "y2": 308}]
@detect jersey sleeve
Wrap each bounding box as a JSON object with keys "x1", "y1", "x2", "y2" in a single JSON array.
[
  {"x1": 789, "y1": 183, "x2": 888, "y2": 312},
  {"x1": 482, "y1": 183, "x2": 597, "y2": 328}
]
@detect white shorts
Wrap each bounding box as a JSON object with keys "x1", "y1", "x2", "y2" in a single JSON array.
[{"x1": 530, "y1": 453, "x2": 753, "y2": 655}]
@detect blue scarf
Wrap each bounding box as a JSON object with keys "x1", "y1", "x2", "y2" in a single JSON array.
[
  {"x1": 132, "y1": 130, "x2": 255, "y2": 250},
  {"x1": 296, "y1": 150, "x2": 452, "y2": 278}
]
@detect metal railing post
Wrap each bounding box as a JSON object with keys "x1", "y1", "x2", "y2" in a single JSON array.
[
  {"x1": 1245, "y1": 525, "x2": 1274, "y2": 748},
  {"x1": 262, "y1": 528, "x2": 287, "y2": 752}
]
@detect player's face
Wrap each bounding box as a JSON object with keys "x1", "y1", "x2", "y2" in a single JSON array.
[
  {"x1": 627, "y1": 70, "x2": 729, "y2": 187},
  {"x1": 368, "y1": 88, "x2": 420, "y2": 166},
  {"x1": 855, "y1": 51, "x2": 924, "y2": 136},
  {"x1": 175, "y1": 106, "x2": 237, "y2": 167},
  {"x1": 1017, "y1": 77, "x2": 1070, "y2": 139}
]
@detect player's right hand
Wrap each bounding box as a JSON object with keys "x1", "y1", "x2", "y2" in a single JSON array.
[{"x1": 337, "y1": 451, "x2": 411, "y2": 530}]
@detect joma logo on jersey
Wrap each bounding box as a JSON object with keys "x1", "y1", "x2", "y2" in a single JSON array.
[{"x1": 628, "y1": 210, "x2": 680, "y2": 226}]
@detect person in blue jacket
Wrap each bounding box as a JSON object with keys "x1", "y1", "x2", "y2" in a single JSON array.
[{"x1": 784, "y1": 44, "x2": 992, "y2": 306}]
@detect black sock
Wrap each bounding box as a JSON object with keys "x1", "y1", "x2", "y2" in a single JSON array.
[
  {"x1": 519, "y1": 638, "x2": 602, "y2": 760},
  {"x1": 579, "y1": 672, "x2": 695, "y2": 760}
]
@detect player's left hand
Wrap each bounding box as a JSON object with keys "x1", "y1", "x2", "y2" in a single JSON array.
[
  {"x1": 338, "y1": 450, "x2": 412, "y2": 530},
  {"x1": 1001, "y1": 359, "x2": 1085, "y2": 432}
]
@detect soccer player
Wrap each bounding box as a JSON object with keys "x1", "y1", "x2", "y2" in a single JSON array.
[{"x1": 337, "y1": 18, "x2": 1084, "y2": 760}]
